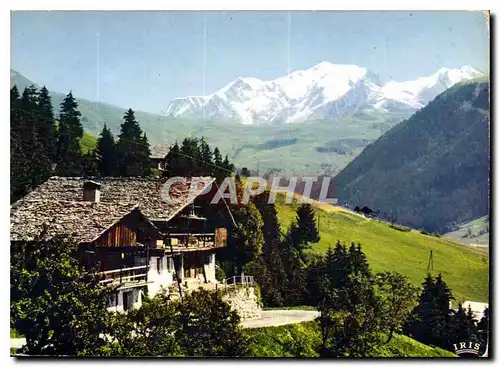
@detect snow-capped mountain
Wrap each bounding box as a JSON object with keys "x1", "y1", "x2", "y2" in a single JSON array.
[{"x1": 161, "y1": 62, "x2": 483, "y2": 124}]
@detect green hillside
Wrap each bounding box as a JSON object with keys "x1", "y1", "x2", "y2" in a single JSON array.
[
  {"x1": 275, "y1": 195, "x2": 489, "y2": 303},
  {"x1": 332, "y1": 78, "x2": 490, "y2": 233},
  {"x1": 79, "y1": 131, "x2": 97, "y2": 153},
  {"x1": 245, "y1": 321, "x2": 455, "y2": 357}
]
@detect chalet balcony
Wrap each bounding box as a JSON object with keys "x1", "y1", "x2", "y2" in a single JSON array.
[
  {"x1": 98, "y1": 265, "x2": 148, "y2": 289},
  {"x1": 165, "y1": 230, "x2": 227, "y2": 252}
]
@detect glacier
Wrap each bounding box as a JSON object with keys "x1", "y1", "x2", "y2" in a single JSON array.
[{"x1": 161, "y1": 62, "x2": 483, "y2": 125}]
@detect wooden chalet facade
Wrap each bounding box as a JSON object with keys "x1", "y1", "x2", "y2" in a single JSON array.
[{"x1": 11, "y1": 176, "x2": 226, "y2": 312}]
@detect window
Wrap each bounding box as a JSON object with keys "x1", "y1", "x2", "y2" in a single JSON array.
[
  {"x1": 167, "y1": 256, "x2": 174, "y2": 272},
  {"x1": 157, "y1": 257, "x2": 163, "y2": 274},
  {"x1": 123, "y1": 291, "x2": 134, "y2": 312},
  {"x1": 109, "y1": 294, "x2": 116, "y2": 308}
]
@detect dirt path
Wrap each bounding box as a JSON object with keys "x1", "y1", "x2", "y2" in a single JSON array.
[{"x1": 241, "y1": 310, "x2": 320, "y2": 329}]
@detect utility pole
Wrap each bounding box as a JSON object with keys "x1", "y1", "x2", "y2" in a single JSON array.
[{"x1": 426, "y1": 250, "x2": 434, "y2": 274}]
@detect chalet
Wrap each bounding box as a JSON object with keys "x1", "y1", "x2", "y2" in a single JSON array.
[
  {"x1": 11, "y1": 176, "x2": 227, "y2": 312},
  {"x1": 149, "y1": 145, "x2": 170, "y2": 171}
]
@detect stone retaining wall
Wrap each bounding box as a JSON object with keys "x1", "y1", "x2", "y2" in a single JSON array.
[{"x1": 222, "y1": 286, "x2": 262, "y2": 320}]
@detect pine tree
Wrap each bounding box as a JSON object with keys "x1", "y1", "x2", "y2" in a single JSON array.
[
  {"x1": 228, "y1": 201, "x2": 264, "y2": 274},
  {"x1": 36, "y1": 86, "x2": 57, "y2": 161},
  {"x1": 56, "y1": 92, "x2": 84, "y2": 176},
  {"x1": 21, "y1": 86, "x2": 52, "y2": 187},
  {"x1": 116, "y1": 108, "x2": 151, "y2": 177},
  {"x1": 292, "y1": 204, "x2": 320, "y2": 250},
  {"x1": 179, "y1": 137, "x2": 201, "y2": 176},
  {"x1": 254, "y1": 196, "x2": 287, "y2": 306},
  {"x1": 319, "y1": 272, "x2": 384, "y2": 357},
  {"x1": 449, "y1": 303, "x2": 478, "y2": 345},
  {"x1": 347, "y1": 242, "x2": 370, "y2": 277},
  {"x1": 213, "y1": 147, "x2": 224, "y2": 181},
  {"x1": 164, "y1": 141, "x2": 181, "y2": 177},
  {"x1": 222, "y1": 154, "x2": 234, "y2": 176},
  {"x1": 140, "y1": 133, "x2": 152, "y2": 174},
  {"x1": 96, "y1": 124, "x2": 117, "y2": 177},
  {"x1": 404, "y1": 273, "x2": 454, "y2": 349},
  {"x1": 199, "y1": 137, "x2": 213, "y2": 176},
  {"x1": 10, "y1": 85, "x2": 30, "y2": 201},
  {"x1": 282, "y1": 250, "x2": 307, "y2": 306}
]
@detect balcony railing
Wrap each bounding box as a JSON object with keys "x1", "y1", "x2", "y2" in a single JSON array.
[
  {"x1": 168, "y1": 233, "x2": 219, "y2": 250},
  {"x1": 216, "y1": 275, "x2": 255, "y2": 291},
  {"x1": 98, "y1": 265, "x2": 148, "y2": 288}
]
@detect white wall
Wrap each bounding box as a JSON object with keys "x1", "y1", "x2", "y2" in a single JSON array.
[
  {"x1": 147, "y1": 254, "x2": 174, "y2": 297},
  {"x1": 106, "y1": 287, "x2": 144, "y2": 313},
  {"x1": 205, "y1": 253, "x2": 216, "y2": 283}
]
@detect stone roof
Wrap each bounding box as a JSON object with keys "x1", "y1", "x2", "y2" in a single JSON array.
[
  {"x1": 11, "y1": 201, "x2": 139, "y2": 242},
  {"x1": 11, "y1": 176, "x2": 215, "y2": 242},
  {"x1": 150, "y1": 145, "x2": 171, "y2": 159}
]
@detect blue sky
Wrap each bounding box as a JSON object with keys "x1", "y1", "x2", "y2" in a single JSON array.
[{"x1": 11, "y1": 11, "x2": 489, "y2": 114}]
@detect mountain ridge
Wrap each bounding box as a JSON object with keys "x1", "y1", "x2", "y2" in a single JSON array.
[
  {"x1": 161, "y1": 62, "x2": 483, "y2": 124},
  {"x1": 332, "y1": 77, "x2": 490, "y2": 233}
]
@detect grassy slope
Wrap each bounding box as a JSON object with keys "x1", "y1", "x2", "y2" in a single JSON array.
[
  {"x1": 275, "y1": 194, "x2": 489, "y2": 303},
  {"x1": 79, "y1": 131, "x2": 97, "y2": 153},
  {"x1": 245, "y1": 321, "x2": 455, "y2": 357}
]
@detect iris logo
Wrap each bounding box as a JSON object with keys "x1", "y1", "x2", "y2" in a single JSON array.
[{"x1": 452, "y1": 341, "x2": 481, "y2": 357}]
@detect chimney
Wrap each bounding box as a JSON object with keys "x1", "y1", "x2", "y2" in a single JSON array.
[{"x1": 83, "y1": 181, "x2": 101, "y2": 203}]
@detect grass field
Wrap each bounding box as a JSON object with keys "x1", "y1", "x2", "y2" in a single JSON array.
[
  {"x1": 245, "y1": 320, "x2": 456, "y2": 357},
  {"x1": 275, "y1": 194, "x2": 489, "y2": 303},
  {"x1": 79, "y1": 131, "x2": 98, "y2": 153}
]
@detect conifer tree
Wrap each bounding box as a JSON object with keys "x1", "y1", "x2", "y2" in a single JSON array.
[
  {"x1": 56, "y1": 92, "x2": 84, "y2": 176},
  {"x1": 164, "y1": 141, "x2": 181, "y2": 177},
  {"x1": 222, "y1": 154, "x2": 234, "y2": 175},
  {"x1": 291, "y1": 204, "x2": 320, "y2": 251},
  {"x1": 228, "y1": 201, "x2": 264, "y2": 274},
  {"x1": 179, "y1": 137, "x2": 201, "y2": 176},
  {"x1": 318, "y1": 271, "x2": 384, "y2": 356},
  {"x1": 10, "y1": 85, "x2": 30, "y2": 201},
  {"x1": 347, "y1": 242, "x2": 370, "y2": 277},
  {"x1": 213, "y1": 147, "x2": 224, "y2": 180},
  {"x1": 404, "y1": 273, "x2": 454, "y2": 349},
  {"x1": 199, "y1": 137, "x2": 213, "y2": 175},
  {"x1": 96, "y1": 124, "x2": 117, "y2": 177},
  {"x1": 36, "y1": 86, "x2": 57, "y2": 161},
  {"x1": 253, "y1": 195, "x2": 287, "y2": 306},
  {"x1": 449, "y1": 303, "x2": 478, "y2": 345},
  {"x1": 116, "y1": 108, "x2": 151, "y2": 177},
  {"x1": 22, "y1": 86, "x2": 52, "y2": 187}
]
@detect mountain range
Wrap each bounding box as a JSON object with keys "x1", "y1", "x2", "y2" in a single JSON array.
[
  {"x1": 161, "y1": 62, "x2": 483, "y2": 124},
  {"x1": 9, "y1": 63, "x2": 485, "y2": 178}
]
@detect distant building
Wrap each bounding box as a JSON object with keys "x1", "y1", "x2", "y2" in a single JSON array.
[
  {"x1": 11, "y1": 176, "x2": 226, "y2": 312},
  {"x1": 354, "y1": 205, "x2": 375, "y2": 217},
  {"x1": 149, "y1": 145, "x2": 171, "y2": 171}
]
